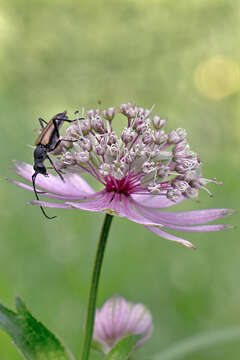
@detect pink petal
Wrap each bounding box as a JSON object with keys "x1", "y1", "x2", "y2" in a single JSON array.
[
  {"x1": 126, "y1": 303, "x2": 153, "y2": 334},
  {"x1": 160, "y1": 223, "x2": 231, "y2": 232},
  {"x1": 14, "y1": 161, "x2": 95, "y2": 196},
  {"x1": 94, "y1": 310, "x2": 111, "y2": 345},
  {"x1": 96, "y1": 296, "x2": 130, "y2": 339},
  {"x1": 120, "y1": 196, "x2": 164, "y2": 226},
  {"x1": 98, "y1": 297, "x2": 122, "y2": 339},
  {"x1": 131, "y1": 193, "x2": 186, "y2": 208},
  {"x1": 109, "y1": 297, "x2": 132, "y2": 337},
  {"x1": 145, "y1": 226, "x2": 195, "y2": 248},
  {"x1": 7, "y1": 179, "x2": 90, "y2": 201},
  {"x1": 107, "y1": 193, "x2": 124, "y2": 216},
  {"x1": 136, "y1": 205, "x2": 233, "y2": 225},
  {"x1": 66, "y1": 191, "x2": 113, "y2": 212},
  {"x1": 29, "y1": 200, "x2": 70, "y2": 209}
]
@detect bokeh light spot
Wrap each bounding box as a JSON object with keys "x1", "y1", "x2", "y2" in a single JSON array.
[{"x1": 194, "y1": 56, "x2": 240, "y2": 100}]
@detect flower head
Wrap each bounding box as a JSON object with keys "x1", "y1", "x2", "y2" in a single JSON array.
[
  {"x1": 93, "y1": 296, "x2": 153, "y2": 354},
  {"x1": 10, "y1": 103, "x2": 234, "y2": 247}
]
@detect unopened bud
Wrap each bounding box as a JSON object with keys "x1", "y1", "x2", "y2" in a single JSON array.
[
  {"x1": 75, "y1": 151, "x2": 90, "y2": 163},
  {"x1": 121, "y1": 128, "x2": 134, "y2": 144},
  {"x1": 152, "y1": 116, "x2": 166, "y2": 129},
  {"x1": 103, "y1": 107, "x2": 115, "y2": 121}
]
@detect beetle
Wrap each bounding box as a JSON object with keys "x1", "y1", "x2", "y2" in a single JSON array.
[{"x1": 32, "y1": 110, "x2": 78, "y2": 219}]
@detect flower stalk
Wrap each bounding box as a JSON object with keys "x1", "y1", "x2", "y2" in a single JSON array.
[{"x1": 81, "y1": 214, "x2": 113, "y2": 360}]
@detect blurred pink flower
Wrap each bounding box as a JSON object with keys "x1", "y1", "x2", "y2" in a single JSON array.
[
  {"x1": 10, "y1": 103, "x2": 234, "y2": 248},
  {"x1": 93, "y1": 296, "x2": 153, "y2": 354}
]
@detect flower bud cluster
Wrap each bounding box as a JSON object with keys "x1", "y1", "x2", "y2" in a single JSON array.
[{"x1": 52, "y1": 104, "x2": 217, "y2": 201}]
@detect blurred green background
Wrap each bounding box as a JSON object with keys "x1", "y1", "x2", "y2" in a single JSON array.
[{"x1": 0, "y1": 0, "x2": 240, "y2": 359}]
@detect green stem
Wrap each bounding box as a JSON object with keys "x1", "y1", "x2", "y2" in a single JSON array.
[{"x1": 81, "y1": 214, "x2": 113, "y2": 360}]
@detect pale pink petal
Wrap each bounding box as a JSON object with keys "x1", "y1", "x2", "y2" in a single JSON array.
[
  {"x1": 160, "y1": 223, "x2": 231, "y2": 232},
  {"x1": 136, "y1": 205, "x2": 233, "y2": 225},
  {"x1": 99, "y1": 298, "x2": 120, "y2": 339},
  {"x1": 93, "y1": 310, "x2": 103, "y2": 340},
  {"x1": 66, "y1": 191, "x2": 113, "y2": 212},
  {"x1": 7, "y1": 179, "x2": 90, "y2": 201},
  {"x1": 145, "y1": 226, "x2": 195, "y2": 248},
  {"x1": 14, "y1": 161, "x2": 95, "y2": 196},
  {"x1": 29, "y1": 200, "x2": 70, "y2": 209},
  {"x1": 131, "y1": 193, "x2": 186, "y2": 208},
  {"x1": 126, "y1": 303, "x2": 153, "y2": 334},
  {"x1": 120, "y1": 196, "x2": 164, "y2": 226},
  {"x1": 109, "y1": 297, "x2": 132, "y2": 337},
  {"x1": 106, "y1": 193, "x2": 125, "y2": 216},
  {"x1": 94, "y1": 310, "x2": 111, "y2": 346},
  {"x1": 96, "y1": 297, "x2": 131, "y2": 340}
]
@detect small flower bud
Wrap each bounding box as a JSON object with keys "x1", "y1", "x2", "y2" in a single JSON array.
[
  {"x1": 80, "y1": 118, "x2": 91, "y2": 135},
  {"x1": 173, "y1": 141, "x2": 187, "y2": 155},
  {"x1": 92, "y1": 116, "x2": 107, "y2": 134},
  {"x1": 158, "y1": 165, "x2": 169, "y2": 178},
  {"x1": 107, "y1": 131, "x2": 117, "y2": 145},
  {"x1": 136, "y1": 122, "x2": 149, "y2": 135},
  {"x1": 103, "y1": 107, "x2": 115, "y2": 121},
  {"x1": 105, "y1": 144, "x2": 119, "y2": 159},
  {"x1": 119, "y1": 103, "x2": 129, "y2": 116},
  {"x1": 172, "y1": 180, "x2": 189, "y2": 192},
  {"x1": 63, "y1": 152, "x2": 75, "y2": 166},
  {"x1": 93, "y1": 296, "x2": 153, "y2": 354},
  {"x1": 168, "y1": 130, "x2": 182, "y2": 144},
  {"x1": 79, "y1": 138, "x2": 92, "y2": 151},
  {"x1": 99, "y1": 163, "x2": 112, "y2": 176},
  {"x1": 152, "y1": 116, "x2": 167, "y2": 129},
  {"x1": 75, "y1": 151, "x2": 90, "y2": 163},
  {"x1": 142, "y1": 130, "x2": 154, "y2": 145},
  {"x1": 154, "y1": 130, "x2": 168, "y2": 145},
  {"x1": 121, "y1": 128, "x2": 135, "y2": 144},
  {"x1": 167, "y1": 188, "x2": 182, "y2": 202},
  {"x1": 142, "y1": 161, "x2": 155, "y2": 174},
  {"x1": 95, "y1": 144, "x2": 106, "y2": 156}
]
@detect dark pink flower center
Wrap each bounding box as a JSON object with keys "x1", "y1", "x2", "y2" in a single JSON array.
[{"x1": 104, "y1": 173, "x2": 142, "y2": 195}]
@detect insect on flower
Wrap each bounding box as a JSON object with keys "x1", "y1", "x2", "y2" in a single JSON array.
[
  {"x1": 10, "y1": 103, "x2": 235, "y2": 247},
  {"x1": 32, "y1": 111, "x2": 80, "y2": 219}
]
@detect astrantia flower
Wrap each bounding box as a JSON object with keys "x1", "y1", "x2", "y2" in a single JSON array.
[
  {"x1": 93, "y1": 296, "x2": 153, "y2": 354},
  {"x1": 11, "y1": 103, "x2": 234, "y2": 248}
]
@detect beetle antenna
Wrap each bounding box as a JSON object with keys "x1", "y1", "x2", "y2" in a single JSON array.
[{"x1": 32, "y1": 172, "x2": 56, "y2": 220}]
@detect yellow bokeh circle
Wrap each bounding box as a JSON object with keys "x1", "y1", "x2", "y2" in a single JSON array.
[{"x1": 194, "y1": 56, "x2": 240, "y2": 100}]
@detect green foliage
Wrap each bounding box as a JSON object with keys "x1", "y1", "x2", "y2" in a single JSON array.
[
  {"x1": 105, "y1": 335, "x2": 141, "y2": 360},
  {"x1": 0, "y1": 297, "x2": 74, "y2": 360}
]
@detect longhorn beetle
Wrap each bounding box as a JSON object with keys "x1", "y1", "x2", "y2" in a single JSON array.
[{"x1": 33, "y1": 110, "x2": 79, "y2": 219}]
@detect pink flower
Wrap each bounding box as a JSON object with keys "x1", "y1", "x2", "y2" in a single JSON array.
[
  {"x1": 93, "y1": 296, "x2": 153, "y2": 354},
  {"x1": 10, "y1": 103, "x2": 234, "y2": 248}
]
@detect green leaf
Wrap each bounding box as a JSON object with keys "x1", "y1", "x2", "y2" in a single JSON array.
[
  {"x1": 105, "y1": 334, "x2": 141, "y2": 360},
  {"x1": 0, "y1": 296, "x2": 75, "y2": 360}
]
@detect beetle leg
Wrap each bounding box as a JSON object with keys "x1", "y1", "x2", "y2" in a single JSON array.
[
  {"x1": 46, "y1": 155, "x2": 65, "y2": 182},
  {"x1": 51, "y1": 139, "x2": 62, "y2": 151},
  {"x1": 32, "y1": 172, "x2": 56, "y2": 220},
  {"x1": 62, "y1": 118, "x2": 85, "y2": 122},
  {"x1": 61, "y1": 138, "x2": 78, "y2": 142},
  {"x1": 38, "y1": 117, "x2": 48, "y2": 129}
]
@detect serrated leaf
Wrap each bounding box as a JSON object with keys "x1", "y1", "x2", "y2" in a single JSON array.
[
  {"x1": 0, "y1": 296, "x2": 75, "y2": 360},
  {"x1": 105, "y1": 334, "x2": 141, "y2": 360}
]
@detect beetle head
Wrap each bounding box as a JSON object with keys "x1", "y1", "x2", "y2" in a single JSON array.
[{"x1": 55, "y1": 110, "x2": 68, "y2": 120}]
